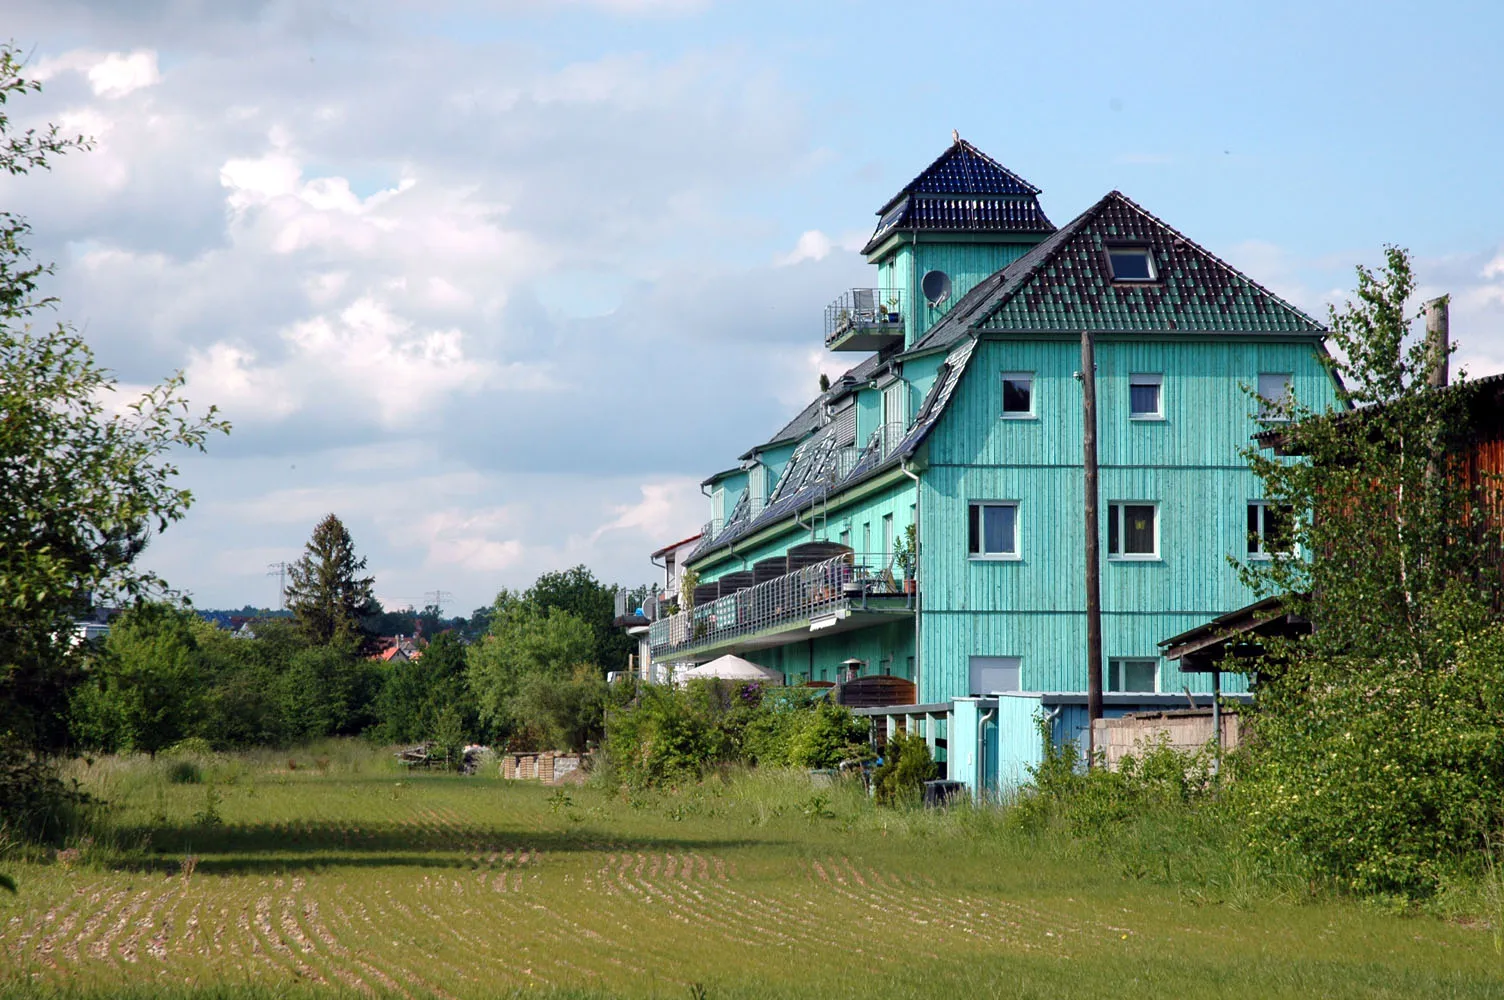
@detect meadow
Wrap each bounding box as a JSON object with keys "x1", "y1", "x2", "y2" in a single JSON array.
[{"x1": 2, "y1": 743, "x2": 1500, "y2": 1000}]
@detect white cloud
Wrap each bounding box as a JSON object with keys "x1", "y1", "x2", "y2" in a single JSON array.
[
  {"x1": 777, "y1": 229, "x2": 833, "y2": 266},
  {"x1": 34, "y1": 49, "x2": 161, "y2": 98}
]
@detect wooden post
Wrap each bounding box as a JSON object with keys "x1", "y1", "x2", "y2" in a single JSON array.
[
  {"x1": 1424, "y1": 296, "x2": 1449, "y2": 389},
  {"x1": 1081, "y1": 331, "x2": 1104, "y2": 766}
]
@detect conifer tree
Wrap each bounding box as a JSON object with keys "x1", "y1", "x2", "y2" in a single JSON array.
[{"x1": 284, "y1": 514, "x2": 377, "y2": 645}]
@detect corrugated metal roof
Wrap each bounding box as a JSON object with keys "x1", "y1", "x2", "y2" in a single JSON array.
[
  {"x1": 863, "y1": 138, "x2": 1055, "y2": 253},
  {"x1": 907, "y1": 190, "x2": 1325, "y2": 353}
]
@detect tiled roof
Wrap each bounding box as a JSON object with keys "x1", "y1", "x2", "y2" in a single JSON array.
[
  {"x1": 908, "y1": 191, "x2": 1324, "y2": 352},
  {"x1": 862, "y1": 138, "x2": 1055, "y2": 253}
]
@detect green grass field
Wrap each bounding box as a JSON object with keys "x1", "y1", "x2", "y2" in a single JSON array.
[{"x1": 2, "y1": 745, "x2": 1501, "y2": 999}]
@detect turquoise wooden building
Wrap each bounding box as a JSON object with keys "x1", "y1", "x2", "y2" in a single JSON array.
[{"x1": 646, "y1": 137, "x2": 1338, "y2": 783}]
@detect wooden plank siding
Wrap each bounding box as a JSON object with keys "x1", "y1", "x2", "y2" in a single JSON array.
[
  {"x1": 914, "y1": 335, "x2": 1340, "y2": 702},
  {"x1": 884, "y1": 241, "x2": 1035, "y2": 346}
]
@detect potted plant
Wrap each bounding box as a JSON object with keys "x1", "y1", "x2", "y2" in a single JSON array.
[
  {"x1": 884, "y1": 296, "x2": 901, "y2": 324},
  {"x1": 894, "y1": 523, "x2": 917, "y2": 594}
]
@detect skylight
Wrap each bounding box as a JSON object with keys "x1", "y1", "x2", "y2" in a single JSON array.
[{"x1": 1107, "y1": 246, "x2": 1157, "y2": 282}]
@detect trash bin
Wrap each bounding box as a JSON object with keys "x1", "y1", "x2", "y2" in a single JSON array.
[{"x1": 922, "y1": 780, "x2": 965, "y2": 808}]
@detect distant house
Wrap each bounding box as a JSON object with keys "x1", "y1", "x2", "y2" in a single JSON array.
[
  {"x1": 371, "y1": 635, "x2": 423, "y2": 663},
  {"x1": 72, "y1": 606, "x2": 119, "y2": 644}
]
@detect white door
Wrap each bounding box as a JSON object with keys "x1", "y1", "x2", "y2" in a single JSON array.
[{"x1": 969, "y1": 656, "x2": 1021, "y2": 696}]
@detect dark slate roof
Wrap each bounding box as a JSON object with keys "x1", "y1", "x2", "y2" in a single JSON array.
[
  {"x1": 739, "y1": 352, "x2": 888, "y2": 459},
  {"x1": 909, "y1": 191, "x2": 1324, "y2": 351},
  {"x1": 862, "y1": 138, "x2": 1055, "y2": 254},
  {"x1": 688, "y1": 338, "x2": 980, "y2": 565}
]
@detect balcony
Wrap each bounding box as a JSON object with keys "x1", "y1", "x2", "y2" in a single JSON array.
[
  {"x1": 825, "y1": 289, "x2": 903, "y2": 352},
  {"x1": 648, "y1": 551, "x2": 914, "y2": 663}
]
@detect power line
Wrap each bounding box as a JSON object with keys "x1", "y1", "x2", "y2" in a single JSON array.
[
  {"x1": 424, "y1": 589, "x2": 453, "y2": 615},
  {"x1": 267, "y1": 561, "x2": 288, "y2": 610}
]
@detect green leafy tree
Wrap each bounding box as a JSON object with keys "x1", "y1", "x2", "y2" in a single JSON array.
[
  {"x1": 1238, "y1": 247, "x2": 1504, "y2": 897},
  {"x1": 466, "y1": 597, "x2": 595, "y2": 742},
  {"x1": 372, "y1": 631, "x2": 477, "y2": 744},
  {"x1": 525, "y1": 566, "x2": 632, "y2": 673},
  {"x1": 284, "y1": 514, "x2": 377, "y2": 646},
  {"x1": 70, "y1": 603, "x2": 207, "y2": 756},
  {"x1": 0, "y1": 47, "x2": 226, "y2": 834},
  {"x1": 509, "y1": 665, "x2": 609, "y2": 753}
]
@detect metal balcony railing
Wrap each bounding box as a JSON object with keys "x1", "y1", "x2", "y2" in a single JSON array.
[
  {"x1": 647, "y1": 552, "x2": 912, "y2": 660},
  {"x1": 824, "y1": 288, "x2": 903, "y2": 346}
]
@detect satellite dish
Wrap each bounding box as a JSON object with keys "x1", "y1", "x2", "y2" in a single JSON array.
[{"x1": 921, "y1": 269, "x2": 952, "y2": 308}]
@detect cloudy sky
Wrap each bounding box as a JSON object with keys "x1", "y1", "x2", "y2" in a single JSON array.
[{"x1": 6, "y1": 0, "x2": 1503, "y2": 613}]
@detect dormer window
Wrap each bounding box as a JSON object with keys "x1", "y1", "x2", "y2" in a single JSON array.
[{"x1": 1106, "y1": 245, "x2": 1158, "y2": 283}]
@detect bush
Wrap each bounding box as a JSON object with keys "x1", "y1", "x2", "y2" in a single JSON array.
[
  {"x1": 165, "y1": 759, "x2": 203, "y2": 785},
  {"x1": 604, "y1": 682, "x2": 867, "y2": 789},
  {"x1": 1239, "y1": 618, "x2": 1504, "y2": 899},
  {"x1": 1009, "y1": 721, "x2": 1214, "y2": 837},
  {"x1": 872, "y1": 731, "x2": 935, "y2": 806}
]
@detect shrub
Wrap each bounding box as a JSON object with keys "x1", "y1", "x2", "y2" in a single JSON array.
[
  {"x1": 165, "y1": 760, "x2": 203, "y2": 785},
  {"x1": 604, "y1": 682, "x2": 867, "y2": 788},
  {"x1": 872, "y1": 731, "x2": 935, "y2": 806},
  {"x1": 1009, "y1": 721, "x2": 1213, "y2": 837},
  {"x1": 1239, "y1": 617, "x2": 1504, "y2": 899}
]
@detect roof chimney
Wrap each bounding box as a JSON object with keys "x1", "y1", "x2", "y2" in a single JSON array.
[{"x1": 1424, "y1": 296, "x2": 1450, "y2": 388}]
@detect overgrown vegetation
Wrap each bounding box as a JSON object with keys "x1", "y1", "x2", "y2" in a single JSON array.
[
  {"x1": 603, "y1": 680, "x2": 869, "y2": 789},
  {"x1": 1237, "y1": 247, "x2": 1504, "y2": 900},
  {"x1": 2, "y1": 745, "x2": 1500, "y2": 999},
  {"x1": 0, "y1": 46, "x2": 227, "y2": 843}
]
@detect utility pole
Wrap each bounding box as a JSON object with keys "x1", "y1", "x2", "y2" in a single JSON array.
[
  {"x1": 424, "y1": 589, "x2": 453, "y2": 615},
  {"x1": 1080, "y1": 331, "x2": 1104, "y2": 767},
  {"x1": 1424, "y1": 295, "x2": 1450, "y2": 389},
  {"x1": 267, "y1": 561, "x2": 288, "y2": 610}
]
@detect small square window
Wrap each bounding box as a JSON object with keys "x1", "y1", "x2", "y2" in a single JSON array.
[
  {"x1": 1107, "y1": 246, "x2": 1157, "y2": 282},
  {"x1": 1108, "y1": 502, "x2": 1158, "y2": 559},
  {"x1": 968, "y1": 502, "x2": 1019, "y2": 559},
  {"x1": 969, "y1": 656, "x2": 1021, "y2": 696},
  {"x1": 1001, "y1": 372, "x2": 1034, "y2": 418},
  {"x1": 1129, "y1": 373, "x2": 1163, "y2": 419},
  {"x1": 1257, "y1": 372, "x2": 1293, "y2": 419},
  {"x1": 1247, "y1": 501, "x2": 1295, "y2": 558},
  {"x1": 1107, "y1": 658, "x2": 1159, "y2": 692}
]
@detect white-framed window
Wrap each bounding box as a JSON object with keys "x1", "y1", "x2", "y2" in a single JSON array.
[
  {"x1": 748, "y1": 464, "x2": 767, "y2": 514},
  {"x1": 881, "y1": 513, "x2": 894, "y2": 566},
  {"x1": 1001, "y1": 372, "x2": 1035, "y2": 418},
  {"x1": 969, "y1": 656, "x2": 1021, "y2": 696},
  {"x1": 1247, "y1": 500, "x2": 1295, "y2": 558},
  {"x1": 710, "y1": 487, "x2": 725, "y2": 535},
  {"x1": 1106, "y1": 246, "x2": 1158, "y2": 282},
  {"x1": 1257, "y1": 372, "x2": 1293, "y2": 420},
  {"x1": 862, "y1": 521, "x2": 871, "y2": 556},
  {"x1": 1107, "y1": 658, "x2": 1159, "y2": 692},
  {"x1": 968, "y1": 501, "x2": 1019, "y2": 559},
  {"x1": 1129, "y1": 373, "x2": 1163, "y2": 419},
  {"x1": 882, "y1": 380, "x2": 908, "y2": 431},
  {"x1": 1107, "y1": 502, "x2": 1158, "y2": 559}
]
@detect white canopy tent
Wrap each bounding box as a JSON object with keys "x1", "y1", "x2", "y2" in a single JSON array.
[{"x1": 675, "y1": 655, "x2": 784, "y2": 687}]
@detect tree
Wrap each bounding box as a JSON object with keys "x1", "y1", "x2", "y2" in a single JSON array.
[
  {"x1": 70, "y1": 603, "x2": 207, "y2": 756},
  {"x1": 1238, "y1": 247, "x2": 1504, "y2": 898},
  {"x1": 284, "y1": 514, "x2": 377, "y2": 646},
  {"x1": 466, "y1": 598, "x2": 595, "y2": 743},
  {"x1": 372, "y1": 631, "x2": 477, "y2": 744},
  {"x1": 525, "y1": 565, "x2": 632, "y2": 672},
  {"x1": 0, "y1": 45, "x2": 226, "y2": 834}
]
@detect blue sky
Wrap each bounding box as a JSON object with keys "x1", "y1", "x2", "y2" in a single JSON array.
[{"x1": 6, "y1": 0, "x2": 1503, "y2": 612}]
